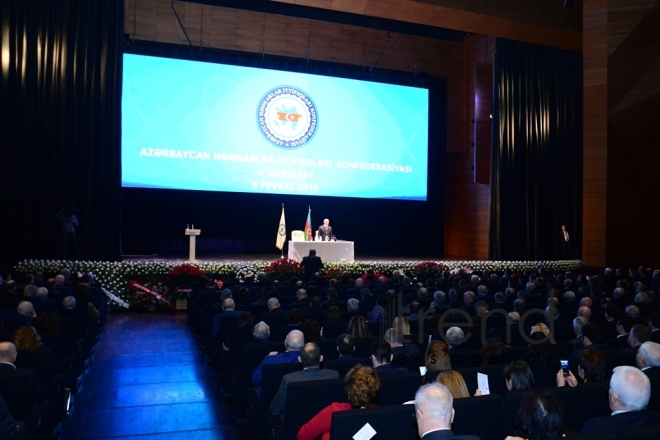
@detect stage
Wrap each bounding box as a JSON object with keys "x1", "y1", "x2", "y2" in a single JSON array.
[{"x1": 120, "y1": 253, "x2": 429, "y2": 264}]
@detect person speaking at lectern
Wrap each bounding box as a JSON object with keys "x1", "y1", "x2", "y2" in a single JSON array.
[{"x1": 318, "y1": 219, "x2": 333, "y2": 241}]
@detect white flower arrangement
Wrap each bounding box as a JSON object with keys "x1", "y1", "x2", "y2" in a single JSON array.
[{"x1": 12, "y1": 259, "x2": 583, "y2": 309}]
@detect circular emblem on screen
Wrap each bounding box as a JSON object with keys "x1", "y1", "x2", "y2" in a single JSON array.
[{"x1": 257, "y1": 86, "x2": 318, "y2": 149}]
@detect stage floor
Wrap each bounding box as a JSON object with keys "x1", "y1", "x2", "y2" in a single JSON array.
[{"x1": 121, "y1": 253, "x2": 447, "y2": 264}]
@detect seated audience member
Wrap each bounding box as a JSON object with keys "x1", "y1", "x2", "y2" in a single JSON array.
[
  {"x1": 251, "y1": 329, "x2": 304, "y2": 392},
  {"x1": 366, "y1": 296, "x2": 388, "y2": 322},
  {"x1": 572, "y1": 324, "x2": 615, "y2": 357},
  {"x1": 556, "y1": 350, "x2": 607, "y2": 387},
  {"x1": 507, "y1": 389, "x2": 564, "y2": 440},
  {"x1": 301, "y1": 319, "x2": 322, "y2": 341},
  {"x1": 613, "y1": 316, "x2": 636, "y2": 350},
  {"x1": 269, "y1": 342, "x2": 339, "y2": 421},
  {"x1": 57, "y1": 296, "x2": 90, "y2": 336},
  {"x1": 347, "y1": 315, "x2": 372, "y2": 339},
  {"x1": 5, "y1": 301, "x2": 36, "y2": 327},
  {"x1": 221, "y1": 312, "x2": 256, "y2": 353},
  {"x1": 385, "y1": 328, "x2": 419, "y2": 358},
  {"x1": 525, "y1": 330, "x2": 557, "y2": 365},
  {"x1": 446, "y1": 327, "x2": 466, "y2": 350},
  {"x1": 13, "y1": 326, "x2": 63, "y2": 381},
  {"x1": 637, "y1": 341, "x2": 660, "y2": 377},
  {"x1": 0, "y1": 342, "x2": 45, "y2": 401},
  {"x1": 621, "y1": 324, "x2": 652, "y2": 355},
  {"x1": 392, "y1": 316, "x2": 412, "y2": 339},
  {"x1": 370, "y1": 340, "x2": 408, "y2": 376},
  {"x1": 426, "y1": 341, "x2": 451, "y2": 373},
  {"x1": 0, "y1": 393, "x2": 27, "y2": 439},
  {"x1": 211, "y1": 298, "x2": 241, "y2": 339},
  {"x1": 436, "y1": 370, "x2": 472, "y2": 399},
  {"x1": 413, "y1": 382, "x2": 481, "y2": 440},
  {"x1": 297, "y1": 365, "x2": 379, "y2": 440},
  {"x1": 0, "y1": 317, "x2": 12, "y2": 342},
  {"x1": 581, "y1": 365, "x2": 660, "y2": 435},
  {"x1": 346, "y1": 298, "x2": 359, "y2": 313},
  {"x1": 482, "y1": 340, "x2": 508, "y2": 366},
  {"x1": 33, "y1": 312, "x2": 77, "y2": 364},
  {"x1": 647, "y1": 312, "x2": 660, "y2": 343},
  {"x1": 504, "y1": 361, "x2": 535, "y2": 392},
  {"x1": 336, "y1": 334, "x2": 356, "y2": 360}
]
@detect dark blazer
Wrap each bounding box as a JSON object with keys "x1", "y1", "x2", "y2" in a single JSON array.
[
  {"x1": 268, "y1": 367, "x2": 339, "y2": 420},
  {"x1": 317, "y1": 225, "x2": 333, "y2": 240},
  {"x1": 421, "y1": 429, "x2": 481, "y2": 439},
  {"x1": 581, "y1": 410, "x2": 660, "y2": 435},
  {"x1": 374, "y1": 364, "x2": 409, "y2": 376},
  {"x1": 301, "y1": 255, "x2": 323, "y2": 280}
]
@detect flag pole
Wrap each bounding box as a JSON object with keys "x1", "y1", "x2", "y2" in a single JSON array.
[{"x1": 281, "y1": 203, "x2": 285, "y2": 259}]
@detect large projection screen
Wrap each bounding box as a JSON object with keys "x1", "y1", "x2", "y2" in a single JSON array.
[{"x1": 122, "y1": 54, "x2": 429, "y2": 200}]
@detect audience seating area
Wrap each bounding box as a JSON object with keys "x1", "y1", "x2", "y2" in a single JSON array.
[
  {"x1": 185, "y1": 265, "x2": 660, "y2": 439},
  {"x1": 0, "y1": 271, "x2": 107, "y2": 439}
]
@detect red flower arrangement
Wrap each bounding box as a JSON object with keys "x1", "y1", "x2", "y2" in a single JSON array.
[
  {"x1": 414, "y1": 262, "x2": 444, "y2": 279},
  {"x1": 324, "y1": 268, "x2": 344, "y2": 280},
  {"x1": 168, "y1": 264, "x2": 204, "y2": 289},
  {"x1": 263, "y1": 259, "x2": 303, "y2": 281},
  {"x1": 360, "y1": 272, "x2": 388, "y2": 281}
]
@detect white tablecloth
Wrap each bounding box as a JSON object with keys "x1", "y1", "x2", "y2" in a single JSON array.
[{"x1": 288, "y1": 241, "x2": 354, "y2": 263}]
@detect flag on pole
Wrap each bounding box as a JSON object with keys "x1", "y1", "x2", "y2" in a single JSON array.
[
  {"x1": 304, "y1": 208, "x2": 312, "y2": 241},
  {"x1": 276, "y1": 207, "x2": 286, "y2": 250}
]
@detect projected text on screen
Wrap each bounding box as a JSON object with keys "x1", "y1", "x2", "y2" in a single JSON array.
[{"x1": 121, "y1": 54, "x2": 429, "y2": 200}]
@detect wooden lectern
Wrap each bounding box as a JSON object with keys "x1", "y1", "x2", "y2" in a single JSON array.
[{"x1": 185, "y1": 229, "x2": 201, "y2": 262}]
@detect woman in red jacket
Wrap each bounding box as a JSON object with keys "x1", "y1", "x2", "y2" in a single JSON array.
[{"x1": 297, "y1": 365, "x2": 380, "y2": 440}]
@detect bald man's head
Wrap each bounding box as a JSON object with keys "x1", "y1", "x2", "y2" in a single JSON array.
[
  {"x1": 0, "y1": 342, "x2": 17, "y2": 364},
  {"x1": 285, "y1": 330, "x2": 304, "y2": 351}
]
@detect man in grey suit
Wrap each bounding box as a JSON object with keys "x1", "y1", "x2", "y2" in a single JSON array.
[{"x1": 269, "y1": 342, "x2": 339, "y2": 421}]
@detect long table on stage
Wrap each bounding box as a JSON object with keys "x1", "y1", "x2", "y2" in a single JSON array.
[{"x1": 288, "y1": 241, "x2": 354, "y2": 262}]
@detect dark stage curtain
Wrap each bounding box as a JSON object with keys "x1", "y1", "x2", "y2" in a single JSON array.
[
  {"x1": 0, "y1": 0, "x2": 123, "y2": 267},
  {"x1": 489, "y1": 39, "x2": 583, "y2": 261}
]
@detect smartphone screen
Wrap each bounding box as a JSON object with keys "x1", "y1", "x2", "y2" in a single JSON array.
[{"x1": 561, "y1": 359, "x2": 570, "y2": 376}]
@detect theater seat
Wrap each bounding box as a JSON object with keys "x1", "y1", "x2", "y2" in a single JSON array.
[
  {"x1": 452, "y1": 394, "x2": 503, "y2": 440},
  {"x1": 330, "y1": 404, "x2": 417, "y2": 440}
]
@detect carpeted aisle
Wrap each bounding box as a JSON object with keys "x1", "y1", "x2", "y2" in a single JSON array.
[{"x1": 61, "y1": 312, "x2": 245, "y2": 439}]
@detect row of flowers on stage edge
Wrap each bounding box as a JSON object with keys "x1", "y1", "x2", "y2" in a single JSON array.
[{"x1": 12, "y1": 258, "x2": 584, "y2": 311}]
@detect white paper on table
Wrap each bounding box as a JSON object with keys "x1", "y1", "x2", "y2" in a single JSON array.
[
  {"x1": 477, "y1": 372, "x2": 490, "y2": 395},
  {"x1": 353, "y1": 422, "x2": 377, "y2": 440}
]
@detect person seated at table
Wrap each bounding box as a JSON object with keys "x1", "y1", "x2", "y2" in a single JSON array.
[{"x1": 297, "y1": 365, "x2": 379, "y2": 440}]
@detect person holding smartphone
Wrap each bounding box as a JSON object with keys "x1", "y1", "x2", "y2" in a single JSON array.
[{"x1": 556, "y1": 350, "x2": 607, "y2": 387}]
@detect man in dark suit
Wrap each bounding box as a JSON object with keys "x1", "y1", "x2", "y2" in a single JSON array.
[
  {"x1": 336, "y1": 334, "x2": 356, "y2": 360},
  {"x1": 581, "y1": 365, "x2": 660, "y2": 436},
  {"x1": 414, "y1": 382, "x2": 481, "y2": 439},
  {"x1": 268, "y1": 342, "x2": 339, "y2": 421},
  {"x1": 317, "y1": 218, "x2": 333, "y2": 241},
  {"x1": 211, "y1": 298, "x2": 242, "y2": 341},
  {"x1": 301, "y1": 249, "x2": 323, "y2": 282},
  {"x1": 370, "y1": 340, "x2": 408, "y2": 376}
]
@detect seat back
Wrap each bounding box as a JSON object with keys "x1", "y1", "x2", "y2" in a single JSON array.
[
  {"x1": 282, "y1": 379, "x2": 346, "y2": 440},
  {"x1": 452, "y1": 394, "x2": 503, "y2": 440},
  {"x1": 330, "y1": 404, "x2": 417, "y2": 440},
  {"x1": 261, "y1": 363, "x2": 303, "y2": 404},
  {"x1": 324, "y1": 358, "x2": 371, "y2": 378},
  {"x1": 377, "y1": 372, "x2": 422, "y2": 405}
]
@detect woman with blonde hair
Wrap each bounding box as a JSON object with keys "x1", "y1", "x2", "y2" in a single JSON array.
[
  {"x1": 425, "y1": 341, "x2": 451, "y2": 382},
  {"x1": 392, "y1": 316, "x2": 411, "y2": 337},
  {"x1": 297, "y1": 365, "x2": 380, "y2": 440},
  {"x1": 347, "y1": 315, "x2": 372, "y2": 339},
  {"x1": 436, "y1": 370, "x2": 470, "y2": 399}
]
